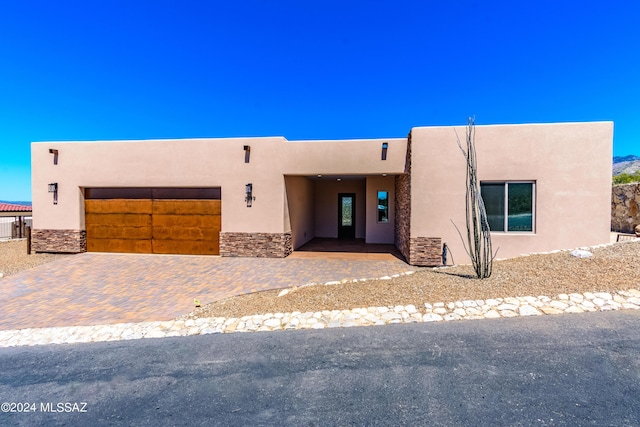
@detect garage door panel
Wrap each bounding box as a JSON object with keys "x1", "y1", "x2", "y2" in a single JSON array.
[
  {"x1": 152, "y1": 214, "x2": 221, "y2": 228},
  {"x1": 87, "y1": 238, "x2": 152, "y2": 253},
  {"x1": 86, "y1": 213, "x2": 151, "y2": 227},
  {"x1": 153, "y1": 200, "x2": 221, "y2": 215},
  {"x1": 153, "y1": 226, "x2": 220, "y2": 241},
  {"x1": 152, "y1": 239, "x2": 219, "y2": 255},
  {"x1": 85, "y1": 199, "x2": 152, "y2": 214},
  {"x1": 87, "y1": 225, "x2": 152, "y2": 240}
]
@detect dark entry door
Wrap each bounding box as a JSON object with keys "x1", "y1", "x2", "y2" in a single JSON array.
[{"x1": 338, "y1": 193, "x2": 356, "y2": 239}]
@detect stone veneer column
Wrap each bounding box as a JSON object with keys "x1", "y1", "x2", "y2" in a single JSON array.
[
  {"x1": 31, "y1": 229, "x2": 87, "y2": 253},
  {"x1": 219, "y1": 232, "x2": 292, "y2": 258},
  {"x1": 409, "y1": 237, "x2": 442, "y2": 267},
  {"x1": 394, "y1": 174, "x2": 411, "y2": 262},
  {"x1": 394, "y1": 130, "x2": 412, "y2": 263},
  {"x1": 394, "y1": 130, "x2": 443, "y2": 267}
]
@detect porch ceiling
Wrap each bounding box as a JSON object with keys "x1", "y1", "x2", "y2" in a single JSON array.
[{"x1": 303, "y1": 174, "x2": 397, "y2": 181}]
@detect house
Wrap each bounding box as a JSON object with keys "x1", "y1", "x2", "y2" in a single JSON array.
[
  {"x1": 0, "y1": 202, "x2": 32, "y2": 240},
  {"x1": 30, "y1": 121, "x2": 613, "y2": 266}
]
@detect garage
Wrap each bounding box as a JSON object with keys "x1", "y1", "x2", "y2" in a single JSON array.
[{"x1": 85, "y1": 188, "x2": 221, "y2": 255}]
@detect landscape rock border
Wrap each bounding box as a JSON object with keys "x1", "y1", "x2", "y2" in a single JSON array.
[{"x1": 1, "y1": 288, "x2": 639, "y2": 348}]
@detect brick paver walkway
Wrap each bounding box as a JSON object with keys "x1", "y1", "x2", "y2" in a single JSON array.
[{"x1": 0, "y1": 252, "x2": 416, "y2": 330}]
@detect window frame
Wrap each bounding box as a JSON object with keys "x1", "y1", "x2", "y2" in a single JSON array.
[
  {"x1": 480, "y1": 181, "x2": 536, "y2": 234},
  {"x1": 376, "y1": 190, "x2": 390, "y2": 223}
]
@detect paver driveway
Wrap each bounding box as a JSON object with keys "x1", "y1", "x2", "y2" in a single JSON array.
[{"x1": 0, "y1": 252, "x2": 416, "y2": 330}]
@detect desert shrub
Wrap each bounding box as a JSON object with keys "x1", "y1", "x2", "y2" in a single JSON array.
[{"x1": 613, "y1": 172, "x2": 640, "y2": 185}]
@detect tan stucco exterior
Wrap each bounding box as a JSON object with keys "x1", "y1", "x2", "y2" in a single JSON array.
[
  {"x1": 31, "y1": 121, "x2": 613, "y2": 264},
  {"x1": 410, "y1": 122, "x2": 613, "y2": 260},
  {"x1": 32, "y1": 137, "x2": 406, "y2": 232}
]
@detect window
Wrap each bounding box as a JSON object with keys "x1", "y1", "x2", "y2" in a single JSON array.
[
  {"x1": 480, "y1": 182, "x2": 535, "y2": 232},
  {"x1": 341, "y1": 196, "x2": 353, "y2": 226},
  {"x1": 377, "y1": 191, "x2": 389, "y2": 223}
]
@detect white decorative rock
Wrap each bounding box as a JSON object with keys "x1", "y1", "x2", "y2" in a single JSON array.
[
  {"x1": 497, "y1": 303, "x2": 519, "y2": 311},
  {"x1": 550, "y1": 300, "x2": 569, "y2": 310},
  {"x1": 453, "y1": 308, "x2": 467, "y2": 316},
  {"x1": 263, "y1": 318, "x2": 281, "y2": 328},
  {"x1": 465, "y1": 307, "x2": 483, "y2": 317},
  {"x1": 540, "y1": 307, "x2": 564, "y2": 315},
  {"x1": 570, "y1": 249, "x2": 593, "y2": 258},
  {"x1": 484, "y1": 310, "x2": 501, "y2": 319},
  {"x1": 519, "y1": 305, "x2": 542, "y2": 316}
]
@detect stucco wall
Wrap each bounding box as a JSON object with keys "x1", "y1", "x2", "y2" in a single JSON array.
[
  {"x1": 314, "y1": 179, "x2": 366, "y2": 239},
  {"x1": 612, "y1": 183, "x2": 640, "y2": 233},
  {"x1": 31, "y1": 137, "x2": 289, "y2": 234},
  {"x1": 410, "y1": 122, "x2": 613, "y2": 261},
  {"x1": 365, "y1": 175, "x2": 395, "y2": 244},
  {"x1": 32, "y1": 137, "x2": 407, "y2": 240},
  {"x1": 283, "y1": 138, "x2": 406, "y2": 176},
  {"x1": 284, "y1": 176, "x2": 316, "y2": 249}
]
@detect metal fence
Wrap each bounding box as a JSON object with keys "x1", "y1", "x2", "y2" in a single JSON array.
[{"x1": 0, "y1": 217, "x2": 32, "y2": 240}]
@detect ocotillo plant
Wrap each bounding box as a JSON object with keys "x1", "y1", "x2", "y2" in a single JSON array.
[{"x1": 454, "y1": 117, "x2": 495, "y2": 278}]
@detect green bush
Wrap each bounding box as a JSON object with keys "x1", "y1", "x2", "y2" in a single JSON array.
[{"x1": 613, "y1": 172, "x2": 640, "y2": 185}]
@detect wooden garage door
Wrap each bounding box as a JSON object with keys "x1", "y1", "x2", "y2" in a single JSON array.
[{"x1": 85, "y1": 199, "x2": 221, "y2": 255}]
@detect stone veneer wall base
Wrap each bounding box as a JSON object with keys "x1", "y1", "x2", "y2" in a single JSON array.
[
  {"x1": 220, "y1": 232, "x2": 292, "y2": 258},
  {"x1": 31, "y1": 229, "x2": 87, "y2": 253},
  {"x1": 409, "y1": 237, "x2": 442, "y2": 267}
]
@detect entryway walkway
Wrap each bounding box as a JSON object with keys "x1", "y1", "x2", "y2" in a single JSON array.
[
  {"x1": 0, "y1": 252, "x2": 416, "y2": 331},
  {"x1": 290, "y1": 238, "x2": 405, "y2": 261}
]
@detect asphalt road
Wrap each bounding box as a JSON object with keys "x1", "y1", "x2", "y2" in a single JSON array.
[{"x1": 1, "y1": 310, "x2": 639, "y2": 426}]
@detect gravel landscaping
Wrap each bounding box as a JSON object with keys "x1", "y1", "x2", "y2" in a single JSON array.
[
  {"x1": 2, "y1": 238, "x2": 639, "y2": 322},
  {"x1": 190, "y1": 240, "x2": 640, "y2": 319},
  {"x1": 0, "y1": 239, "x2": 71, "y2": 277}
]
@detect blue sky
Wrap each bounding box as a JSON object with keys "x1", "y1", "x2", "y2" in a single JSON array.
[{"x1": 1, "y1": 1, "x2": 638, "y2": 201}]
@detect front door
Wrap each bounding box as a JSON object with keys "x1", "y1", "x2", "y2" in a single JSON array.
[{"x1": 338, "y1": 193, "x2": 356, "y2": 239}]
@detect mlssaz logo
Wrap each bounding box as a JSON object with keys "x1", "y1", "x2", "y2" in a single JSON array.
[{"x1": 40, "y1": 402, "x2": 88, "y2": 413}]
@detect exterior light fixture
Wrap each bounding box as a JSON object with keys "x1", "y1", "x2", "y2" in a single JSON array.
[
  {"x1": 317, "y1": 174, "x2": 322, "y2": 178},
  {"x1": 49, "y1": 148, "x2": 59, "y2": 165},
  {"x1": 245, "y1": 183, "x2": 255, "y2": 207},
  {"x1": 48, "y1": 183, "x2": 58, "y2": 205},
  {"x1": 381, "y1": 142, "x2": 388, "y2": 160},
  {"x1": 244, "y1": 145, "x2": 251, "y2": 163}
]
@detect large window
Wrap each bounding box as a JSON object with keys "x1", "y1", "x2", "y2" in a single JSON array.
[
  {"x1": 377, "y1": 191, "x2": 389, "y2": 223},
  {"x1": 480, "y1": 182, "x2": 535, "y2": 232}
]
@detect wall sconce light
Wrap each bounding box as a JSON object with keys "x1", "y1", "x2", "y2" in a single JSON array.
[
  {"x1": 244, "y1": 145, "x2": 251, "y2": 163},
  {"x1": 381, "y1": 142, "x2": 388, "y2": 160},
  {"x1": 49, "y1": 148, "x2": 59, "y2": 165},
  {"x1": 48, "y1": 183, "x2": 58, "y2": 205},
  {"x1": 245, "y1": 183, "x2": 255, "y2": 207}
]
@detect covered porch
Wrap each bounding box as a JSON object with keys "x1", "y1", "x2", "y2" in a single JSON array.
[{"x1": 284, "y1": 174, "x2": 404, "y2": 260}]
